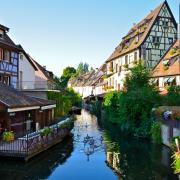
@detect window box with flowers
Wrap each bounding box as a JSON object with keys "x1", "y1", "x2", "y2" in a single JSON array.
[
  {"x1": 124, "y1": 45, "x2": 129, "y2": 49},
  {"x1": 163, "y1": 59, "x2": 170, "y2": 71},
  {"x1": 169, "y1": 47, "x2": 179, "y2": 56}
]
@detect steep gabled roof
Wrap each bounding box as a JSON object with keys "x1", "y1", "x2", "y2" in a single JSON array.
[
  {"x1": 106, "y1": 1, "x2": 176, "y2": 62},
  {"x1": 0, "y1": 24, "x2": 21, "y2": 51},
  {"x1": 28, "y1": 55, "x2": 54, "y2": 81},
  {"x1": 152, "y1": 40, "x2": 180, "y2": 77},
  {"x1": 18, "y1": 45, "x2": 38, "y2": 71}
]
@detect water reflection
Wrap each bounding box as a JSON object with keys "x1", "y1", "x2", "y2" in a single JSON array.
[
  {"x1": 0, "y1": 109, "x2": 178, "y2": 180},
  {"x1": 103, "y1": 121, "x2": 178, "y2": 180},
  {"x1": 0, "y1": 137, "x2": 73, "y2": 180}
]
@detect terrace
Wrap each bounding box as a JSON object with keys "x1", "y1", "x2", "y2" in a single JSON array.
[{"x1": 0, "y1": 117, "x2": 73, "y2": 161}]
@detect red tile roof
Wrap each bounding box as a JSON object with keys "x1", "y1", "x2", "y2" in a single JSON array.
[{"x1": 152, "y1": 40, "x2": 180, "y2": 77}]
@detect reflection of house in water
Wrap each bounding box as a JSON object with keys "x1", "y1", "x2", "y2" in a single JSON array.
[
  {"x1": 0, "y1": 137, "x2": 73, "y2": 180},
  {"x1": 106, "y1": 151, "x2": 122, "y2": 175}
]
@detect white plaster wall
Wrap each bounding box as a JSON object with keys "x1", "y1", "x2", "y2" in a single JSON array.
[
  {"x1": 106, "y1": 49, "x2": 140, "y2": 91},
  {"x1": 19, "y1": 53, "x2": 36, "y2": 89}
]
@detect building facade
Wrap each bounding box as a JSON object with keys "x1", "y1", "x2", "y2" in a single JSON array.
[
  {"x1": 105, "y1": 1, "x2": 177, "y2": 91},
  {"x1": 0, "y1": 24, "x2": 21, "y2": 89},
  {"x1": 152, "y1": 40, "x2": 180, "y2": 93}
]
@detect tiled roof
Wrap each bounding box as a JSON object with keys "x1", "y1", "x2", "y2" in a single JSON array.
[
  {"x1": 28, "y1": 55, "x2": 54, "y2": 81},
  {"x1": 152, "y1": 40, "x2": 180, "y2": 77},
  {"x1": 0, "y1": 24, "x2": 20, "y2": 51},
  {"x1": 0, "y1": 83, "x2": 55, "y2": 108},
  {"x1": 106, "y1": 1, "x2": 166, "y2": 62}
]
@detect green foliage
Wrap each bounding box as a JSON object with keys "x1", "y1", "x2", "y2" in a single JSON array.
[
  {"x1": 59, "y1": 119, "x2": 74, "y2": 130},
  {"x1": 172, "y1": 152, "x2": 180, "y2": 174},
  {"x1": 164, "y1": 86, "x2": 180, "y2": 106},
  {"x1": 59, "y1": 67, "x2": 76, "y2": 88},
  {"x1": 103, "y1": 62, "x2": 161, "y2": 138},
  {"x1": 47, "y1": 89, "x2": 81, "y2": 118},
  {"x1": 150, "y1": 121, "x2": 162, "y2": 144},
  {"x1": 89, "y1": 100, "x2": 102, "y2": 117},
  {"x1": 41, "y1": 127, "x2": 52, "y2": 136},
  {"x1": 77, "y1": 62, "x2": 89, "y2": 74},
  {"x1": 2, "y1": 131, "x2": 14, "y2": 141},
  {"x1": 103, "y1": 91, "x2": 120, "y2": 123},
  {"x1": 171, "y1": 136, "x2": 180, "y2": 151}
]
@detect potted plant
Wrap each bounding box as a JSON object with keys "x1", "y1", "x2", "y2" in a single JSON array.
[
  {"x1": 40, "y1": 127, "x2": 53, "y2": 137},
  {"x1": 169, "y1": 47, "x2": 178, "y2": 56},
  {"x1": 2, "y1": 131, "x2": 14, "y2": 142}
]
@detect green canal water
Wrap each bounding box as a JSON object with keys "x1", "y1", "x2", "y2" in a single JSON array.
[{"x1": 0, "y1": 109, "x2": 178, "y2": 180}]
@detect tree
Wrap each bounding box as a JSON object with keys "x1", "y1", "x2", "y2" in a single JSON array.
[
  {"x1": 117, "y1": 62, "x2": 161, "y2": 137},
  {"x1": 59, "y1": 67, "x2": 76, "y2": 88},
  {"x1": 77, "y1": 62, "x2": 89, "y2": 74}
]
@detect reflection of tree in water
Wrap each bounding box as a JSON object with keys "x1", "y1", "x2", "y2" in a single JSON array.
[
  {"x1": 0, "y1": 136, "x2": 73, "y2": 180},
  {"x1": 102, "y1": 120, "x2": 178, "y2": 180}
]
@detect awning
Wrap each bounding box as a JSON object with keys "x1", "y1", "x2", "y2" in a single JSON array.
[
  {"x1": 167, "y1": 77, "x2": 175, "y2": 83},
  {"x1": 163, "y1": 77, "x2": 169, "y2": 83},
  {"x1": 153, "y1": 78, "x2": 158, "y2": 83},
  {"x1": 41, "y1": 104, "x2": 56, "y2": 110},
  {"x1": 8, "y1": 106, "x2": 40, "y2": 113}
]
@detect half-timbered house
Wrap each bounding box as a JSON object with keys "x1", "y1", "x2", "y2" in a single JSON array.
[
  {"x1": 105, "y1": 1, "x2": 177, "y2": 90},
  {"x1": 0, "y1": 24, "x2": 21, "y2": 89}
]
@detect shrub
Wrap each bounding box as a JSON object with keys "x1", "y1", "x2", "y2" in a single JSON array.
[
  {"x1": 41, "y1": 127, "x2": 52, "y2": 136},
  {"x1": 59, "y1": 119, "x2": 74, "y2": 130},
  {"x1": 164, "y1": 86, "x2": 180, "y2": 106},
  {"x1": 150, "y1": 121, "x2": 162, "y2": 144},
  {"x1": 47, "y1": 89, "x2": 81, "y2": 117}
]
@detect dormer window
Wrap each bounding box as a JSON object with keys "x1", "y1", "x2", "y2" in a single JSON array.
[
  {"x1": 4, "y1": 50, "x2": 10, "y2": 62},
  {"x1": 0, "y1": 30, "x2": 4, "y2": 39}
]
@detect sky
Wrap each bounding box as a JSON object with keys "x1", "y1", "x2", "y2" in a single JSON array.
[{"x1": 0, "y1": 0, "x2": 179, "y2": 76}]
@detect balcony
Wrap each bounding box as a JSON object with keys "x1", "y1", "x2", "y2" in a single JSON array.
[{"x1": 17, "y1": 81, "x2": 56, "y2": 91}]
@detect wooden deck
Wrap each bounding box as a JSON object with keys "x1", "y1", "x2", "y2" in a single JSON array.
[{"x1": 0, "y1": 118, "x2": 73, "y2": 161}]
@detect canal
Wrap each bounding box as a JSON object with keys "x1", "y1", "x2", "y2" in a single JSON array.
[{"x1": 0, "y1": 109, "x2": 178, "y2": 180}]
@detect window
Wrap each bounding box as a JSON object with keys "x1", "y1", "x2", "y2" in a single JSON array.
[
  {"x1": 0, "y1": 48, "x2": 3, "y2": 60},
  {"x1": 11, "y1": 52, "x2": 18, "y2": 66},
  {"x1": 116, "y1": 64, "x2": 118, "y2": 73},
  {"x1": 163, "y1": 21, "x2": 168, "y2": 28},
  {"x1": 0, "y1": 76, "x2": 10, "y2": 85},
  {"x1": 152, "y1": 36, "x2": 160, "y2": 44},
  {"x1": 134, "y1": 52, "x2": 137, "y2": 61},
  {"x1": 168, "y1": 38, "x2": 173, "y2": 45},
  {"x1": 0, "y1": 30, "x2": 3, "y2": 39},
  {"x1": 4, "y1": 50, "x2": 10, "y2": 62},
  {"x1": 125, "y1": 55, "x2": 128, "y2": 65},
  {"x1": 20, "y1": 54, "x2": 23, "y2": 60}
]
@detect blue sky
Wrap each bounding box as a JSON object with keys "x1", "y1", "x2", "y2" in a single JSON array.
[{"x1": 0, "y1": 0, "x2": 178, "y2": 76}]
